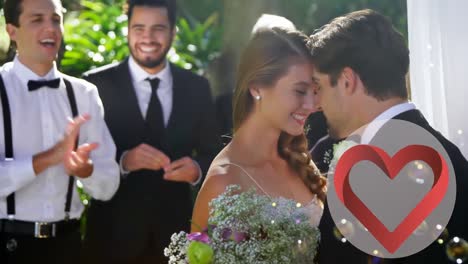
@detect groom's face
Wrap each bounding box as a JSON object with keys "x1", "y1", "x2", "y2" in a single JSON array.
[{"x1": 312, "y1": 71, "x2": 349, "y2": 138}]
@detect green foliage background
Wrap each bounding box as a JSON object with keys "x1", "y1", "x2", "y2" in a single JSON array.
[
  {"x1": 1, "y1": 0, "x2": 406, "y2": 72},
  {"x1": 61, "y1": 0, "x2": 129, "y2": 76}
]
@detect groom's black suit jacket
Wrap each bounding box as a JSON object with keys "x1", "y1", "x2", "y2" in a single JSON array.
[
  {"x1": 81, "y1": 58, "x2": 220, "y2": 263},
  {"x1": 312, "y1": 109, "x2": 468, "y2": 264}
]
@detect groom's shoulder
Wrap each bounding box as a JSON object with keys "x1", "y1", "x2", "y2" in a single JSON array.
[{"x1": 392, "y1": 108, "x2": 468, "y2": 171}]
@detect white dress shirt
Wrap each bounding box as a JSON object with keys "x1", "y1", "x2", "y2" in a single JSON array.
[
  {"x1": 128, "y1": 56, "x2": 173, "y2": 124},
  {"x1": 121, "y1": 57, "x2": 201, "y2": 185},
  {"x1": 310, "y1": 102, "x2": 416, "y2": 152},
  {"x1": 360, "y1": 102, "x2": 416, "y2": 144},
  {"x1": 0, "y1": 57, "x2": 119, "y2": 222}
]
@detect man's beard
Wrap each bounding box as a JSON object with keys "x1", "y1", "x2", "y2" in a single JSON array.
[{"x1": 130, "y1": 45, "x2": 171, "y2": 69}]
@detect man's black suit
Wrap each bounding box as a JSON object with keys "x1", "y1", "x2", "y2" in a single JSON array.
[
  {"x1": 81, "y1": 59, "x2": 220, "y2": 263},
  {"x1": 312, "y1": 109, "x2": 468, "y2": 264}
]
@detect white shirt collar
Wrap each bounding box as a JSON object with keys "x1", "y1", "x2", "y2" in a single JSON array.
[
  {"x1": 12, "y1": 56, "x2": 61, "y2": 89},
  {"x1": 128, "y1": 56, "x2": 172, "y2": 88},
  {"x1": 360, "y1": 101, "x2": 416, "y2": 144}
]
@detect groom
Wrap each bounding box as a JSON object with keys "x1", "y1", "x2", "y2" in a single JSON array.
[{"x1": 309, "y1": 9, "x2": 468, "y2": 264}]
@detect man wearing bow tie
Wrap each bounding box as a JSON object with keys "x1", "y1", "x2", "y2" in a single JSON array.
[
  {"x1": 0, "y1": 0, "x2": 120, "y2": 263},
  {"x1": 80, "y1": 0, "x2": 220, "y2": 263}
]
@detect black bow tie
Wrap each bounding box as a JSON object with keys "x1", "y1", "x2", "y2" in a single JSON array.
[{"x1": 27, "y1": 78, "x2": 61, "y2": 91}]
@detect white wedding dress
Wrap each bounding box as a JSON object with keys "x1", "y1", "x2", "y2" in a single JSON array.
[
  {"x1": 204, "y1": 162, "x2": 324, "y2": 263},
  {"x1": 220, "y1": 162, "x2": 324, "y2": 228}
]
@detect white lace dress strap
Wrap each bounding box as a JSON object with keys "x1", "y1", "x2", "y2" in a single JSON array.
[{"x1": 218, "y1": 162, "x2": 271, "y2": 198}]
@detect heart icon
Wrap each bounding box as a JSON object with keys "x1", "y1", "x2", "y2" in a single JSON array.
[{"x1": 334, "y1": 144, "x2": 449, "y2": 253}]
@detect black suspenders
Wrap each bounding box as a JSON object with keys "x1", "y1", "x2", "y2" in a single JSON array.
[
  {"x1": 64, "y1": 79, "x2": 78, "y2": 220},
  {"x1": 0, "y1": 76, "x2": 15, "y2": 218},
  {"x1": 0, "y1": 75, "x2": 78, "y2": 220}
]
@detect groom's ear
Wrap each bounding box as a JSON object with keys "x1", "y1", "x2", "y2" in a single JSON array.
[{"x1": 341, "y1": 67, "x2": 359, "y2": 94}]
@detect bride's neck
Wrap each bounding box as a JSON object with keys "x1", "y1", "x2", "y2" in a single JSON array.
[{"x1": 230, "y1": 114, "x2": 282, "y2": 165}]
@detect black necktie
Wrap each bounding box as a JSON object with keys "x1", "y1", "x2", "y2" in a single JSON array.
[
  {"x1": 145, "y1": 78, "x2": 165, "y2": 138},
  {"x1": 28, "y1": 78, "x2": 61, "y2": 91}
]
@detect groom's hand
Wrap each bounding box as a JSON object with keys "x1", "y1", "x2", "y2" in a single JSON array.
[
  {"x1": 163, "y1": 157, "x2": 199, "y2": 183},
  {"x1": 122, "y1": 144, "x2": 171, "y2": 172}
]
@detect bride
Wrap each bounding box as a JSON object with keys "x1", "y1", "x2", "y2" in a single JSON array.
[{"x1": 191, "y1": 26, "x2": 327, "y2": 233}]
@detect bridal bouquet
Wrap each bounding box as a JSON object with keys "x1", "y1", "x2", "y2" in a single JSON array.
[{"x1": 164, "y1": 185, "x2": 320, "y2": 264}]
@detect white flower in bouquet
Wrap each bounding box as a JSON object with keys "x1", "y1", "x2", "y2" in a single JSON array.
[
  {"x1": 165, "y1": 231, "x2": 190, "y2": 264},
  {"x1": 328, "y1": 139, "x2": 360, "y2": 174}
]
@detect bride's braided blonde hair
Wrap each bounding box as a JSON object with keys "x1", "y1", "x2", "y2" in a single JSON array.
[{"x1": 232, "y1": 27, "x2": 326, "y2": 202}]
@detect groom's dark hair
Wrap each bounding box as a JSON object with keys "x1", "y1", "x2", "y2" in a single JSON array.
[
  {"x1": 125, "y1": 0, "x2": 176, "y2": 28},
  {"x1": 309, "y1": 9, "x2": 409, "y2": 100}
]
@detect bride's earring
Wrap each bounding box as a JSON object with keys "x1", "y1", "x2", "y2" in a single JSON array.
[{"x1": 254, "y1": 95, "x2": 261, "y2": 100}]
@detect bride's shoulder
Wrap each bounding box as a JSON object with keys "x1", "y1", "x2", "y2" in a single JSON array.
[
  {"x1": 206, "y1": 150, "x2": 244, "y2": 178},
  {"x1": 204, "y1": 161, "x2": 240, "y2": 186},
  {"x1": 198, "y1": 157, "x2": 238, "y2": 192}
]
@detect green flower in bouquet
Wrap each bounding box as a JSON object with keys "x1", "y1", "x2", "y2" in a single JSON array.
[{"x1": 187, "y1": 241, "x2": 214, "y2": 264}]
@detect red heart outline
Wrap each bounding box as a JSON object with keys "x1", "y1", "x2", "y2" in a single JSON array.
[{"x1": 334, "y1": 144, "x2": 449, "y2": 253}]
